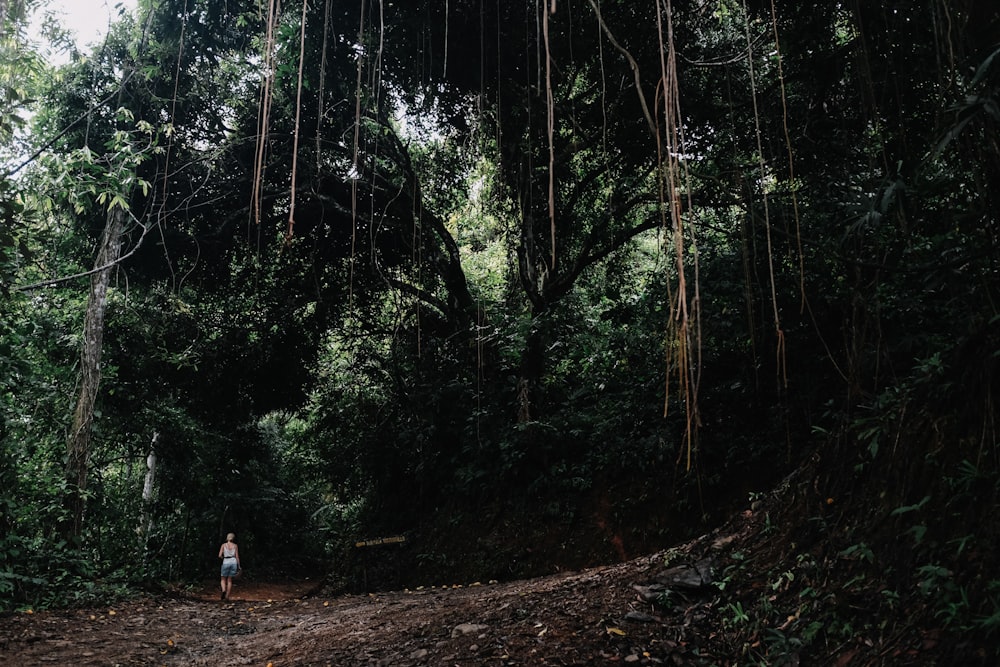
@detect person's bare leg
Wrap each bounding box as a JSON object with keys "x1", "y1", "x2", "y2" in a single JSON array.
[
  {"x1": 220, "y1": 577, "x2": 226, "y2": 599},
  {"x1": 225, "y1": 577, "x2": 233, "y2": 599}
]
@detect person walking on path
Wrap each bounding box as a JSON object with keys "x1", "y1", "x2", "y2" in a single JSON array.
[{"x1": 218, "y1": 533, "x2": 241, "y2": 600}]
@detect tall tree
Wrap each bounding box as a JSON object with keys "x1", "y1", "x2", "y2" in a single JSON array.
[
  {"x1": 59, "y1": 12, "x2": 156, "y2": 540},
  {"x1": 63, "y1": 203, "x2": 128, "y2": 539}
]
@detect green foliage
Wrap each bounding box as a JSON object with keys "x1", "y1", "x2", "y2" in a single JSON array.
[
  {"x1": 29, "y1": 109, "x2": 160, "y2": 217},
  {"x1": 723, "y1": 601, "x2": 750, "y2": 627}
]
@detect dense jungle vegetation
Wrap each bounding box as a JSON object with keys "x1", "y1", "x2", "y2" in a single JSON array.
[{"x1": 2, "y1": 0, "x2": 1000, "y2": 659}]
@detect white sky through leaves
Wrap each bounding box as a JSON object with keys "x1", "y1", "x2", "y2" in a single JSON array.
[{"x1": 32, "y1": 0, "x2": 137, "y2": 61}]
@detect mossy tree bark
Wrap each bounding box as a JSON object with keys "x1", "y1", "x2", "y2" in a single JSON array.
[{"x1": 63, "y1": 204, "x2": 127, "y2": 542}]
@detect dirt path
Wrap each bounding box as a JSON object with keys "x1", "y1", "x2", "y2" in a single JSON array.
[
  {"x1": 0, "y1": 555, "x2": 700, "y2": 666},
  {"x1": 1, "y1": 503, "x2": 959, "y2": 666}
]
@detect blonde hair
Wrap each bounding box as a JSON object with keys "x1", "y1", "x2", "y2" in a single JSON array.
[{"x1": 226, "y1": 533, "x2": 235, "y2": 542}]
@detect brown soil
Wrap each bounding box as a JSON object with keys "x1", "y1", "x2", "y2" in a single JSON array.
[{"x1": 0, "y1": 495, "x2": 983, "y2": 666}]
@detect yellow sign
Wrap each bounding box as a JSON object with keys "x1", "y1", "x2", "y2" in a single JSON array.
[{"x1": 355, "y1": 536, "x2": 406, "y2": 548}]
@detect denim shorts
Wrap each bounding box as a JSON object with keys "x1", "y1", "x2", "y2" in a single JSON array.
[{"x1": 221, "y1": 557, "x2": 238, "y2": 577}]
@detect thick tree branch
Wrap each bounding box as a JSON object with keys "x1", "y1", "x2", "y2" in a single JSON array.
[{"x1": 384, "y1": 276, "x2": 449, "y2": 317}]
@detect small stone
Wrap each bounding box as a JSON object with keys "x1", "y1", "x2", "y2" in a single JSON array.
[
  {"x1": 632, "y1": 584, "x2": 668, "y2": 602},
  {"x1": 624, "y1": 654, "x2": 641, "y2": 663},
  {"x1": 654, "y1": 557, "x2": 714, "y2": 590},
  {"x1": 409, "y1": 648, "x2": 428, "y2": 659},
  {"x1": 451, "y1": 623, "x2": 488, "y2": 638}
]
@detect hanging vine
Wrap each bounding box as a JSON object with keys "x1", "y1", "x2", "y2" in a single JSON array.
[
  {"x1": 349, "y1": 0, "x2": 367, "y2": 303},
  {"x1": 250, "y1": 0, "x2": 281, "y2": 231},
  {"x1": 768, "y1": 0, "x2": 805, "y2": 311},
  {"x1": 156, "y1": 0, "x2": 188, "y2": 290},
  {"x1": 741, "y1": 0, "x2": 786, "y2": 388},
  {"x1": 542, "y1": 0, "x2": 557, "y2": 269},
  {"x1": 316, "y1": 0, "x2": 332, "y2": 174},
  {"x1": 286, "y1": 0, "x2": 309, "y2": 243},
  {"x1": 654, "y1": 0, "x2": 701, "y2": 470}
]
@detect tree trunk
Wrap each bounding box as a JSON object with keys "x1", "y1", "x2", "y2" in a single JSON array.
[
  {"x1": 139, "y1": 431, "x2": 159, "y2": 550},
  {"x1": 63, "y1": 204, "x2": 126, "y2": 542}
]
